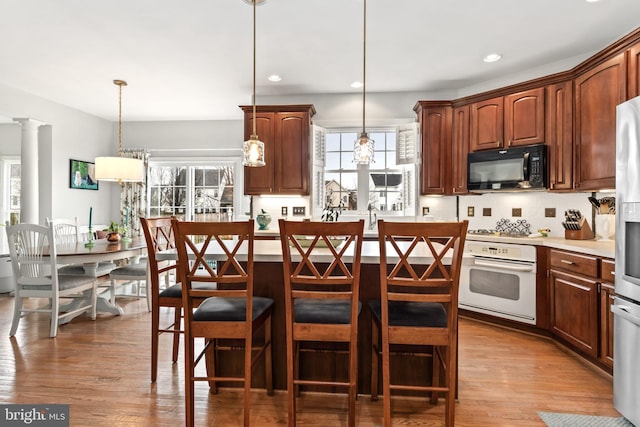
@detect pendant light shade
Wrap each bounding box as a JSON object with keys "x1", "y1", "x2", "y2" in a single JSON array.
[
  {"x1": 242, "y1": 0, "x2": 266, "y2": 167},
  {"x1": 353, "y1": 0, "x2": 374, "y2": 164},
  {"x1": 95, "y1": 80, "x2": 144, "y2": 182}
]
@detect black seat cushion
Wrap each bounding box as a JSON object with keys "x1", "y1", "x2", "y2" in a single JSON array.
[
  {"x1": 294, "y1": 299, "x2": 362, "y2": 324},
  {"x1": 193, "y1": 296, "x2": 274, "y2": 322},
  {"x1": 369, "y1": 300, "x2": 447, "y2": 328},
  {"x1": 159, "y1": 282, "x2": 216, "y2": 299}
]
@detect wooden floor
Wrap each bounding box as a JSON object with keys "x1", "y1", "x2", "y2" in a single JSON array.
[{"x1": 0, "y1": 292, "x2": 620, "y2": 426}]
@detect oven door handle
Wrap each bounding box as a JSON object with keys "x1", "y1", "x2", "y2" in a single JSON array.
[
  {"x1": 473, "y1": 259, "x2": 535, "y2": 272},
  {"x1": 611, "y1": 304, "x2": 640, "y2": 326}
]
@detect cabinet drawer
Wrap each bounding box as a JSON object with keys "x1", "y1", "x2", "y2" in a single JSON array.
[
  {"x1": 549, "y1": 249, "x2": 598, "y2": 277},
  {"x1": 601, "y1": 258, "x2": 615, "y2": 283}
]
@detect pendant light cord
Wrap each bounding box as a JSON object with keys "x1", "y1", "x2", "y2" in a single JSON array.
[
  {"x1": 252, "y1": 0, "x2": 257, "y2": 137},
  {"x1": 118, "y1": 82, "x2": 123, "y2": 156},
  {"x1": 362, "y1": 0, "x2": 366, "y2": 136}
]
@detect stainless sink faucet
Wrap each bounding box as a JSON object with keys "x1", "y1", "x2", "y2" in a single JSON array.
[{"x1": 368, "y1": 203, "x2": 377, "y2": 230}]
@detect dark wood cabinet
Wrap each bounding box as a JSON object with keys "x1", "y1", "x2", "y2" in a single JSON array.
[
  {"x1": 470, "y1": 96, "x2": 503, "y2": 151},
  {"x1": 242, "y1": 105, "x2": 315, "y2": 195},
  {"x1": 574, "y1": 53, "x2": 626, "y2": 191},
  {"x1": 415, "y1": 102, "x2": 452, "y2": 195},
  {"x1": 599, "y1": 258, "x2": 615, "y2": 368},
  {"x1": 504, "y1": 87, "x2": 546, "y2": 147},
  {"x1": 469, "y1": 88, "x2": 545, "y2": 152},
  {"x1": 549, "y1": 249, "x2": 599, "y2": 358},
  {"x1": 546, "y1": 81, "x2": 574, "y2": 191},
  {"x1": 628, "y1": 41, "x2": 640, "y2": 99},
  {"x1": 452, "y1": 105, "x2": 470, "y2": 194}
]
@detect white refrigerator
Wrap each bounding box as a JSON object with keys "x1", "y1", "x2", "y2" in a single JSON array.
[{"x1": 613, "y1": 95, "x2": 640, "y2": 427}]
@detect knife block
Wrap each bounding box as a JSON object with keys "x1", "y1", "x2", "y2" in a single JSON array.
[{"x1": 565, "y1": 218, "x2": 594, "y2": 240}]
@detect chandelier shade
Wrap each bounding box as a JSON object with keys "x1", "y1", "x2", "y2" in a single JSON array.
[{"x1": 95, "y1": 79, "x2": 144, "y2": 182}]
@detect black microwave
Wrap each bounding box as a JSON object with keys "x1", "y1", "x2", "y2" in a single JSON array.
[{"x1": 467, "y1": 144, "x2": 547, "y2": 192}]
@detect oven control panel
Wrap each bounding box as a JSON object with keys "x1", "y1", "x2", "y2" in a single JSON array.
[{"x1": 464, "y1": 242, "x2": 536, "y2": 262}]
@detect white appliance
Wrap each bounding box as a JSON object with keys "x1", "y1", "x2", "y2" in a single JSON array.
[
  {"x1": 459, "y1": 240, "x2": 537, "y2": 325},
  {"x1": 613, "y1": 95, "x2": 640, "y2": 427}
]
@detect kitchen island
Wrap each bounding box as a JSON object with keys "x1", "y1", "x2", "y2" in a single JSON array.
[{"x1": 178, "y1": 239, "x2": 464, "y2": 394}]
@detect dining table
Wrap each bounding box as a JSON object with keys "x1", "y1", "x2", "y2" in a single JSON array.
[{"x1": 52, "y1": 236, "x2": 147, "y2": 316}]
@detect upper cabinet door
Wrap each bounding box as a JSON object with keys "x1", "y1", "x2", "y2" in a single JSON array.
[
  {"x1": 451, "y1": 105, "x2": 470, "y2": 194},
  {"x1": 470, "y1": 97, "x2": 503, "y2": 151},
  {"x1": 505, "y1": 87, "x2": 545, "y2": 147},
  {"x1": 574, "y1": 53, "x2": 626, "y2": 191},
  {"x1": 274, "y1": 112, "x2": 310, "y2": 195},
  {"x1": 546, "y1": 81, "x2": 574, "y2": 191},
  {"x1": 418, "y1": 104, "x2": 452, "y2": 195},
  {"x1": 628, "y1": 41, "x2": 640, "y2": 99}
]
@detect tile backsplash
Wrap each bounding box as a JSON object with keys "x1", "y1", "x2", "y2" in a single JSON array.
[
  {"x1": 250, "y1": 191, "x2": 613, "y2": 239},
  {"x1": 454, "y1": 191, "x2": 610, "y2": 237}
]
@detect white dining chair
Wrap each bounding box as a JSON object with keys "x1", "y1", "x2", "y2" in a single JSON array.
[
  {"x1": 6, "y1": 222, "x2": 98, "y2": 338},
  {"x1": 46, "y1": 217, "x2": 116, "y2": 277},
  {"x1": 107, "y1": 257, "x2": 151, "y2": 312}
]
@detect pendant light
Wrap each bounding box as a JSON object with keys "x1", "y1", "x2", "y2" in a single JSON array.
[
  {"x1": 242, "y1": 0, "x2": 266, "y2": 167},
  {"x1": 95, "y1": 80, "x2": 144, "y2": 182},
  {"x1": 353, "y1": 0, "x2": 374, "y2": 164}
]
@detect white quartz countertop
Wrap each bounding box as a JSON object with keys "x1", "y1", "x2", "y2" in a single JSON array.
[{"x1": 465, "y1": 234, "x2": 615, "y2": 258}]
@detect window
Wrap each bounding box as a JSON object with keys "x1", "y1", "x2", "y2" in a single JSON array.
[
  {"x1": 324, "y1": 129, "x2": 407, "y2": 213},
  {"x1": 148, "y1": 163, "x2": 236, "y2": 221},
  {"x1": 1, "y1": 158, "x2": 20, "y2": 254}
]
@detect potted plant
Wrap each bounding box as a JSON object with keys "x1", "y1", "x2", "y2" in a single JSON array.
[{"x1": 105, "y1": 221, "x2": 126, "y2": 242}]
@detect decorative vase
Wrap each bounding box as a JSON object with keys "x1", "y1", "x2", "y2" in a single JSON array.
[
  {"x1": 256, "y1": 210, "x2": 272, "y2": 230},
  {"x1": 107, "y1": 232, "x2": 121, "y2": 243}
]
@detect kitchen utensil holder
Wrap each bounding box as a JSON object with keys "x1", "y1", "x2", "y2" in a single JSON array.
[{"x1": 565, "y1": 218, "x2": 594, "y2": 240}]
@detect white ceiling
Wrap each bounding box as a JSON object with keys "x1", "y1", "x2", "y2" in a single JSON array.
[{"x1": 1, "y1": 0, "x2": 639, "y2": 122}]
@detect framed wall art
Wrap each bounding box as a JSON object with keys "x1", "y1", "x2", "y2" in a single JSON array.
[{"x1": 69, "y1": 159, "x2": 99, "y2": 190}]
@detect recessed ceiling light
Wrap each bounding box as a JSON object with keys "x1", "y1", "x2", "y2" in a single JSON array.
[
  {"x1": 268, "y1": 74, "x2": 282, "y2": 82},
  {"x1": 350, "y1": 81, "x2": 363, "y2": 89},
  {"x1": 585, "y1": 0, "x2": 601, "y2": 2},
  {"x1": 483, "y1": 53, "x2": 502, "y2": 63}
]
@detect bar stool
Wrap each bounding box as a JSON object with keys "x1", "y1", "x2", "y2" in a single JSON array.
[
  {"x1": 370, "y1": 220, "x2": 468, "y2": 427},
  {"x1": 173, "y1": 219, "x2": 274, "y2": 427},
  {"x1": 279, "y1": 219, "x2": 364, "y2": 427}
]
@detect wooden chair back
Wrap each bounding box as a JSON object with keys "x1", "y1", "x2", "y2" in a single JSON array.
[
  {"x1": 278, "y1": 218, "x2": 364, "y2": 426},
  {"x1": 375, "y1": 219, "x2": 468, "y2": 427}
]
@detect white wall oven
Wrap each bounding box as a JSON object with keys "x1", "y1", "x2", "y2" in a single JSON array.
[{"x1": 460, "y1": 240, "x2": 537, "y2": 325}]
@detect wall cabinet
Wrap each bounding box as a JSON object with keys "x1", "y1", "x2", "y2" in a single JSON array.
[
  {"x1": 242, "y1": 105, "x2": 315, "y2": 195},
  {"x1": 574, "y1": 53, "x2": 626, "y2": 191},
  {"x1": 414, "y1": 102, "x2": 452, "y2": 195},
  {"x1": 546, "y1": 81, "x2": 574, "y2": 191},
  {"x1": 451, "y1": 105, "x2": 470, "y2": 194},
  {"x1": 469, "y1": 87, "x2": 545, "y2": 152},
  {"x1": 549, "y1": 249, "x2": 599, "y2": 358},
  {"x1": 629, "y1": 42, "x2": 640, "y2": 99}
]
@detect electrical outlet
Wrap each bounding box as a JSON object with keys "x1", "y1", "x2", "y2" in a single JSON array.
[
  {"x1": 292, "y1": 206, "x2": 306, "y2": 216},
  {"x1": 422, "y1": 207, "x2": 430, "y2": 215},
  {"x1": 281, "y1": 206, "x2": 288, "y2": 216},
  {"x1": 467, "y1": 206, "x2": 475, "y2": 217}
]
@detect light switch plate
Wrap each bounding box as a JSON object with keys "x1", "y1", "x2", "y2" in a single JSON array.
[{"x1": 292, "y1": 206, "x2": 306, "y2": 216}]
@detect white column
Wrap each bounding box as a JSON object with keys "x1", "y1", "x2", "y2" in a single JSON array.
[{"x1": 13, "y1": 118, "x2": 44, "y2": 224}]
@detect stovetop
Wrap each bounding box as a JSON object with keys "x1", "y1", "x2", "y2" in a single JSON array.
[{"x1": 468, "y1": 218, "x2": 532, "y2": 238}]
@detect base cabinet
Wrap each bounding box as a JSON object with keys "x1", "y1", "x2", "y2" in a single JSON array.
[
  {"x1": 549, "y1": 249, "x2": 599, "y2": 358},
  {"x1": 599, "y1": 258, "x2": 615, "y2": 368}
]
